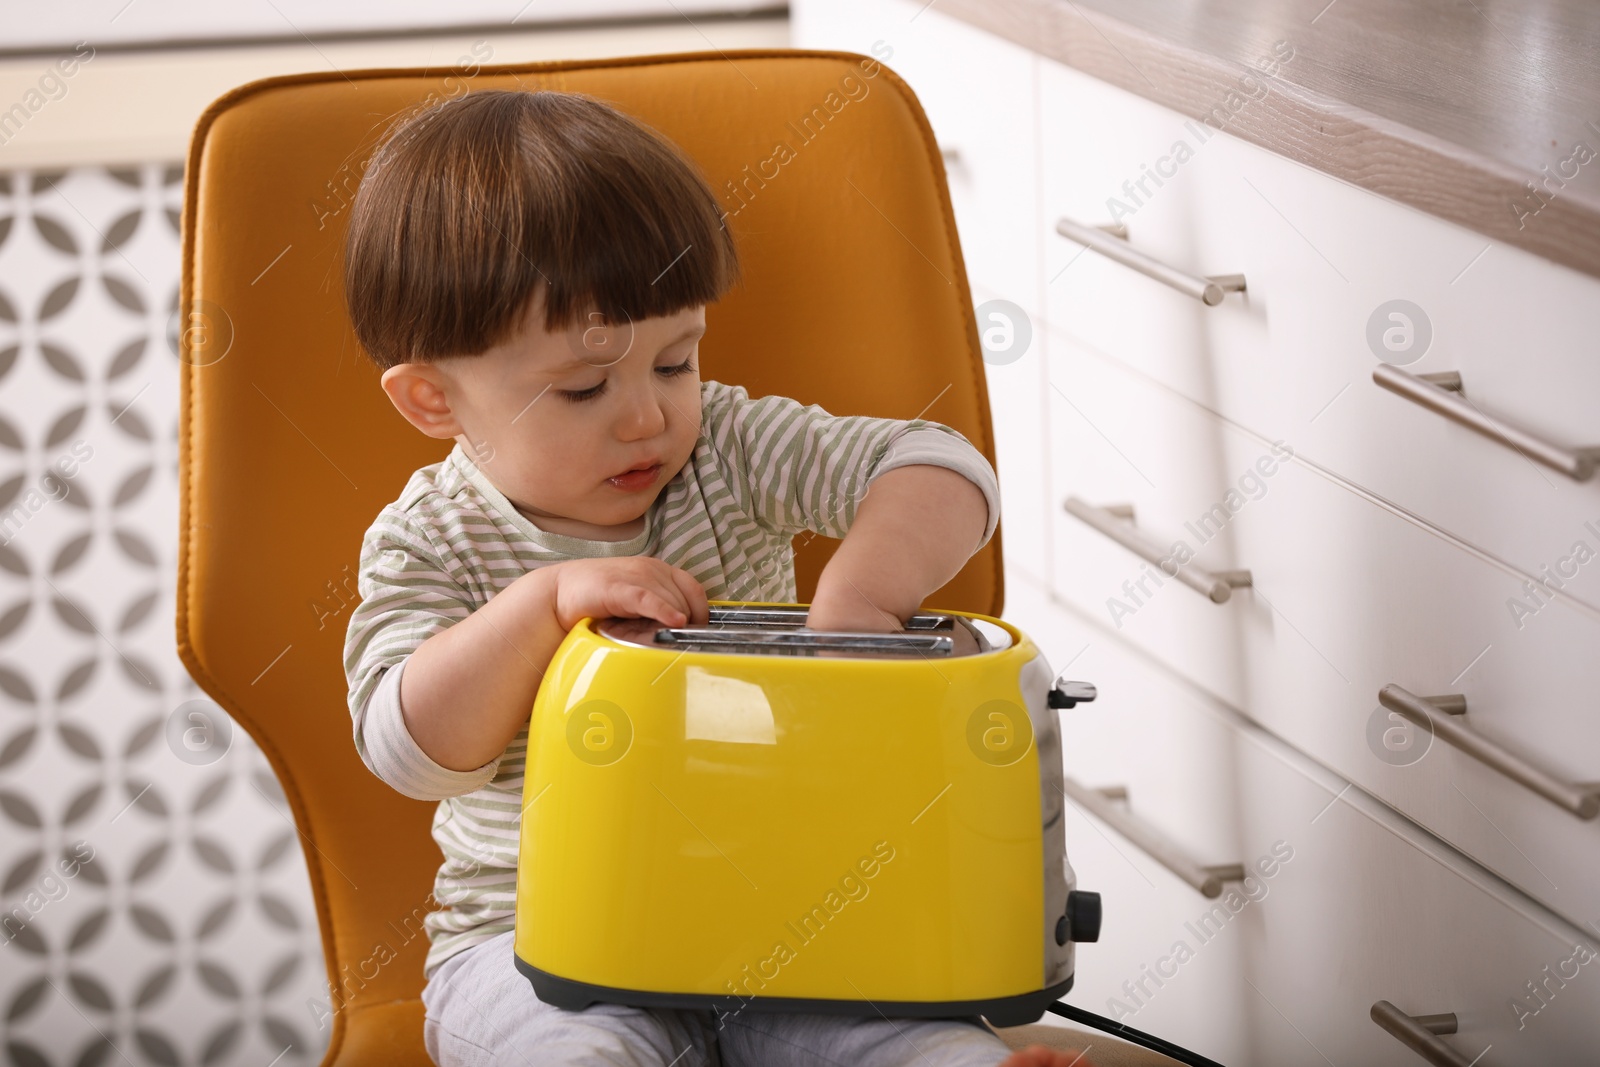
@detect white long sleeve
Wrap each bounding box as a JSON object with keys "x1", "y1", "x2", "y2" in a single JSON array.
[
  {"x1": 352, "y1": 655, "x2": 502, "y2": 802},
  {"x1": 872, "y1": 426, "x2": 1001, "y2": 550}
]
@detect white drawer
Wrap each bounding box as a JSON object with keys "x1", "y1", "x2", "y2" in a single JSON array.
[
  {"x1": 792, "y1": 0, "x2": 1042, "y2": 316},
  {"x1": 1039, "y1": 57, "x2": 1600, "y2": 610},
  {"x1": 1037, "y1": 57, "x2": 1258, "y2": 389},
  {"x1": 1005, "y1": 575, "x2": 1600, "y2": 1065},
  {"x1": 1045, "y1": 336, "x2": 1600, "y2": 924}
]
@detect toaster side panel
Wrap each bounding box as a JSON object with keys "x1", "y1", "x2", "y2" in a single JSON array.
[{"x1": 1020, "y1": 652, "x2": 1074, "y2": 989}]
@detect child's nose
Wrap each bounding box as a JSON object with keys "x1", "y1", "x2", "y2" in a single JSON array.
[{"x1": 614, "y1": 382, "x2": 668, "y2": 437}]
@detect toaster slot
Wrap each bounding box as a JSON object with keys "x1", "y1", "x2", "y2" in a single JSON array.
[
  {"x1": 652, "y1": 627, "x2": 955, "y2": 656},
  {"x1": 594, "y1": 609, "x2": 993, "y2": 657},
  {"x1": 705, "y1": 606, "x2": 957, "y2": 631}
]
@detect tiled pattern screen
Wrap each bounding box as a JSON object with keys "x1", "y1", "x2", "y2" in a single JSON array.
[{"x1": 0, "y1": 165, "x2": 329, "y2": 1067}]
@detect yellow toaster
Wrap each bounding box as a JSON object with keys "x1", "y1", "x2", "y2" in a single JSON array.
[{"x1": 514, "y1": 600, "x2": 1101, "y2": 1027}]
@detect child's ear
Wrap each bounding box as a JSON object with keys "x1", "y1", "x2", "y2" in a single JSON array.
[{"x1": 380, "y1": 363, "x2": 463, "y2": 439}]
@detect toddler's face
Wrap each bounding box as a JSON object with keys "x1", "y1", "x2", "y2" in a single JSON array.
[{"x1": 384, "y1": 291, "x2": 705, "y2": 540}]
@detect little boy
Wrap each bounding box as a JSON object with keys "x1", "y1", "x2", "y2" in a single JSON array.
[{"x1": 341, "y1": 88, "x2": 1094, "y2": 1067}]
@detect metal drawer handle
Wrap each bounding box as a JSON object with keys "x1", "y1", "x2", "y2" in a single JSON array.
[
  {"x1": 1054, "y1": 216, "x2": 1246, "y2": 306},
  {"x1": 1378, "y1": 685, "x2": 1600, "y2": 820},
  {"x1": 1063, "y1": 498, "x2": 1252, "y2": 604},
  {"x1": 1370, "y1": 1002, "x2": 1469, "y2": 1066},
  {"x1": 1372, "y1": 365, "x2": 1600, "y2": 482},
  {"x1": 1062, "y1": 777, "x2": 1245, "y2": 898}
]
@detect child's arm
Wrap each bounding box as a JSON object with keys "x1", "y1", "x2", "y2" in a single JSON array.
[
  {"x1": 391, "y1": 564, "x2": 564, "y2": 773},
  {"x1": 396, "y1": 556, "x2": 706, "y2": 772},
  {"x1": 697, "y1": 379, "x2": 999, "y2": 631},
  {"x1": 805, "y1": 463, "x2": 990, "y2": 633},
  {"x1": 346, "y1": 520, "x2": 707, "y2": 794}
]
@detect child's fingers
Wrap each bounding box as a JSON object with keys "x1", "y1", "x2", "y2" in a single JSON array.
[
  {"x1": 632, "y1": 585, "x2": 688, "y2": 627},
  {"x1": 632, "y1": 559, "x2": 699, "y2": 626},
  {"x1": 665, "y1": 567, "x2": 710, "y2": 625}
]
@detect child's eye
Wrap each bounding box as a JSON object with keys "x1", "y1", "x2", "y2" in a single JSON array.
[
  {"x1": 558, "y1": 357, "x2": 696, "y2": 404},
  {"x1": 659, "y1": 356, "x2": 697, "y2": 379},
  {"x1": 558, "y1": 382, "x2": 606, "y2": 404}
]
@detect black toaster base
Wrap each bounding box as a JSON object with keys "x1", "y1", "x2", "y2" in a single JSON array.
[{"x1": 516, "y1": 955, "x2": 1074, "y2": 1029}]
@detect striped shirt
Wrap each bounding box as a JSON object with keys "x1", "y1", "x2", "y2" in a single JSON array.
[{"x1": 342, "y1": 377, "x2": 1000, "y2": 977}]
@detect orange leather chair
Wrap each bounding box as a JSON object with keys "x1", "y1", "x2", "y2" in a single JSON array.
[{"x1": 176, "y1": 47, "x2": 1137, "y2": 1067}]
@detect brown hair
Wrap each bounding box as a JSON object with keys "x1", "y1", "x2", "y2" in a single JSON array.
[{"x1": 343, "y1": 88, "x2": 740, "y2": 371}]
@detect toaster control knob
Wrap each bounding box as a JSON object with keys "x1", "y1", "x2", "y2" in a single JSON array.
[
  {"x1": 1064, "y1": 890, "x2": 1102, "y2": 943},
  {"x1": 1048, "y1": 680, "x2": 1097, "y2": 709}
]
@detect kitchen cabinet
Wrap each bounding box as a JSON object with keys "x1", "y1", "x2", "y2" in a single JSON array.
[
  {"x1": 1039, "y1": 57, "x2": 1600, "y2": 610},
  {"x1": 793, "y1": 0, "x2": 1600, "y2": 1062},
  {"x1": 1008, "y1": 574, "x2": 1600, "y2": 1064},
  {"x1": 1046, "y1": 333, "x2": 1600, "y2": 930}
]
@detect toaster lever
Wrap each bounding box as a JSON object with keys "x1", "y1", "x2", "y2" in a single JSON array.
[{"x1": 1049, "y1": 679, "x2": 1098, "y2": 709}]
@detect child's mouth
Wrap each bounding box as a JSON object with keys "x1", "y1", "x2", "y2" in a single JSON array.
[{"x1": 606, "y1": 464, "x2": 661, "y2": 491}]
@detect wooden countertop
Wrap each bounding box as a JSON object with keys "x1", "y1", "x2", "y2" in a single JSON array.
[{"x1": 941, "y1": 0, "x2": 1600, "y2": 280}]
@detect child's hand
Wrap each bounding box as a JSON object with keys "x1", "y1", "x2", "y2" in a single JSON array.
[
  {"x1": 802, "y1": 595, "x2": 906, "y2": 659},
  {"x1": 549, "y1": 557, "x2": 709, "y2": 632},
  {"x1": 804, "y1": 595, "x2": 904, "y2": 635}
]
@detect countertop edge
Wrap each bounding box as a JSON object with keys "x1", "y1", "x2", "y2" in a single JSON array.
[{"x1": 942, "y1": 0, "x2": 1600, "y2": 282}]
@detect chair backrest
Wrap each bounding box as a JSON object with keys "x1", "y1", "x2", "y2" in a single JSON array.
[{"x1": 176, "y1": 49, "x2": 1001, "y2": 1063}]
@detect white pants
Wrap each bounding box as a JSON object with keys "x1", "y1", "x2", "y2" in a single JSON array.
[{"x1": 422, "y1": 930, "x2": 1018, "y2": 1067}]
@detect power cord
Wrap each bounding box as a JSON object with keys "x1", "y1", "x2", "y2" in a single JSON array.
[{"x1": 1046, "y1": 1000, "x2": 1229, "y2": 1067}]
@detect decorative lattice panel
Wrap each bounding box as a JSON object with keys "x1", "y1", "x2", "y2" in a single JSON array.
[{"x1": 0, "y1": 164, "x2": 329, "y2": 1067}]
